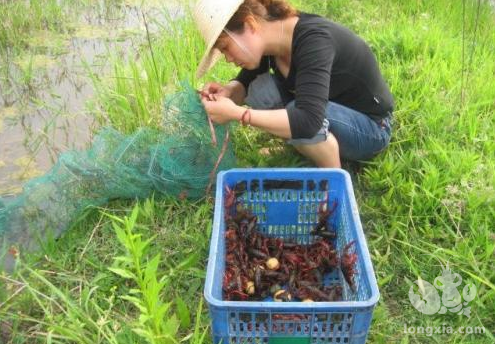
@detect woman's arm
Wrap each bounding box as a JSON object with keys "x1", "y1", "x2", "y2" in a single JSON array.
[
  {"x1": 201, "y1": 96, "x2": 292, "y2": 139},
  {"x1": 242, "y1": 108, "x2": 292, "y2": 139},
  {"x1": 227, "y1": 104, "x2": 292, "y2": 138}
]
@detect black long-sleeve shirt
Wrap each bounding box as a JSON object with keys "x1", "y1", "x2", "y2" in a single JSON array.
[{"x1": 234, "y1": 12, "x2": 394, "y2": 139}]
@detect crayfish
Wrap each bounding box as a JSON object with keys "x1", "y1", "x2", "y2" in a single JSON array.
[
  {"x1": 341, "y1": 240, "x2": 358, "y2": 292},
  {"x1": 310, "y1": 197, "x2": 338, "y2": 240},
  {"x1": 222, "y1": 185, "x2": 359, "y2": 302}
]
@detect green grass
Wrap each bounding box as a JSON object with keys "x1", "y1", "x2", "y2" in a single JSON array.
[
  {"x1": 0, "y1": 0, "x2": 67, "y2": 52},
  {"x1": 1, "y1": 0, "x2": 495, "y2": 343}
]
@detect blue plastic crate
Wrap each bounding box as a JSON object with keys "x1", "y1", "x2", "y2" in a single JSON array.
[{"x1": 205, "y1": 168, "x2": 379, "y2": 344}]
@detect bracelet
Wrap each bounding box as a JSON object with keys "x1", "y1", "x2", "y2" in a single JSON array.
[{"x1": 240, "y1": 109, "x2": 252, "y2": 127}]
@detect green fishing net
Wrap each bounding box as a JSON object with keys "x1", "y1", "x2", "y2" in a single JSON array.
[{"x1": 0, "y1": 83, "x2": 236, "y2": 271}]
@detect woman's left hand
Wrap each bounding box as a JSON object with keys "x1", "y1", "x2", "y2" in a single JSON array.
[{"x1": 201, "y1": 95, "x2": 242, "y2": 125}]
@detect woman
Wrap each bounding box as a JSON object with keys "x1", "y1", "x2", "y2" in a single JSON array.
[{"x1": 194, "y1": 0, "x2": 394, "y2": 168}]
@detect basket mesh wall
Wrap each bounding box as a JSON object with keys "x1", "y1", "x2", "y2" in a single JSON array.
[{"x1": 206, "y1": 170, "x2": 379, "y2": 344}]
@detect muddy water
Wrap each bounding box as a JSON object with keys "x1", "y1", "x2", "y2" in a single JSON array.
[{"x1": 0, "y1": 1, "x2": 182, "y2": 196}]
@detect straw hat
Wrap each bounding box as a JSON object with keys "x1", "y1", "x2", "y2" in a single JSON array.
[{"x1": 194, "y1": 0, "x2": 244, "y2": 78}]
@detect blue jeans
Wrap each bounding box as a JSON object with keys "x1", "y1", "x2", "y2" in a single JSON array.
[{"x1": 244, "y1": 72, "x2": 392, "y2": 161}]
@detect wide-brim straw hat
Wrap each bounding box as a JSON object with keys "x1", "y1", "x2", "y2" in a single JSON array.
[{"x1": 194, "y1": 0, "x2": 244, "y2": 78}]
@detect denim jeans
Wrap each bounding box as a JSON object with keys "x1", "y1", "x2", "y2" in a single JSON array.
[{"x1": 245, "y1": 72, "x2": 392, "y2": 161}]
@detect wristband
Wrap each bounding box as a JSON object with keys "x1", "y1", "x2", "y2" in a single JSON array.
[{"x1": 240, "y1": 109, "x2": 251, "y2": 127}]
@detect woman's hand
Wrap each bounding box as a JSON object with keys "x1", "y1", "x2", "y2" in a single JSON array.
[
  {"x1": 201, "y1": 96, "x2": 242, "y2": 125},
  {"x1": 201, "y1": 82, "x2": 232, "y2": 98}
]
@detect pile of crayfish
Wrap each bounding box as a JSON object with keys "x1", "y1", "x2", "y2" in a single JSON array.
[{"x1": 222, "y1": 186, "x2": 358, "y2": 302}]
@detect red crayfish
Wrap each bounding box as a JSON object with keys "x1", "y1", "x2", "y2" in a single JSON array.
[
  {"x1": 222, "y1": 184, "x2": 358, "y2": 302},
  {"x1": 341, "y1": 240, "x2": 358, "y2": 292}
]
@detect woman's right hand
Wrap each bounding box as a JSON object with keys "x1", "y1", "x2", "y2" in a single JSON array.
[{"x1": 202, "y1": 82, "x2": 232, "y2": 99}]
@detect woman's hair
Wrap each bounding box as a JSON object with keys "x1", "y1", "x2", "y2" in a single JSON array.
[{"x1": 225, "y1": 0, "x2": 298, "y2": 32}]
